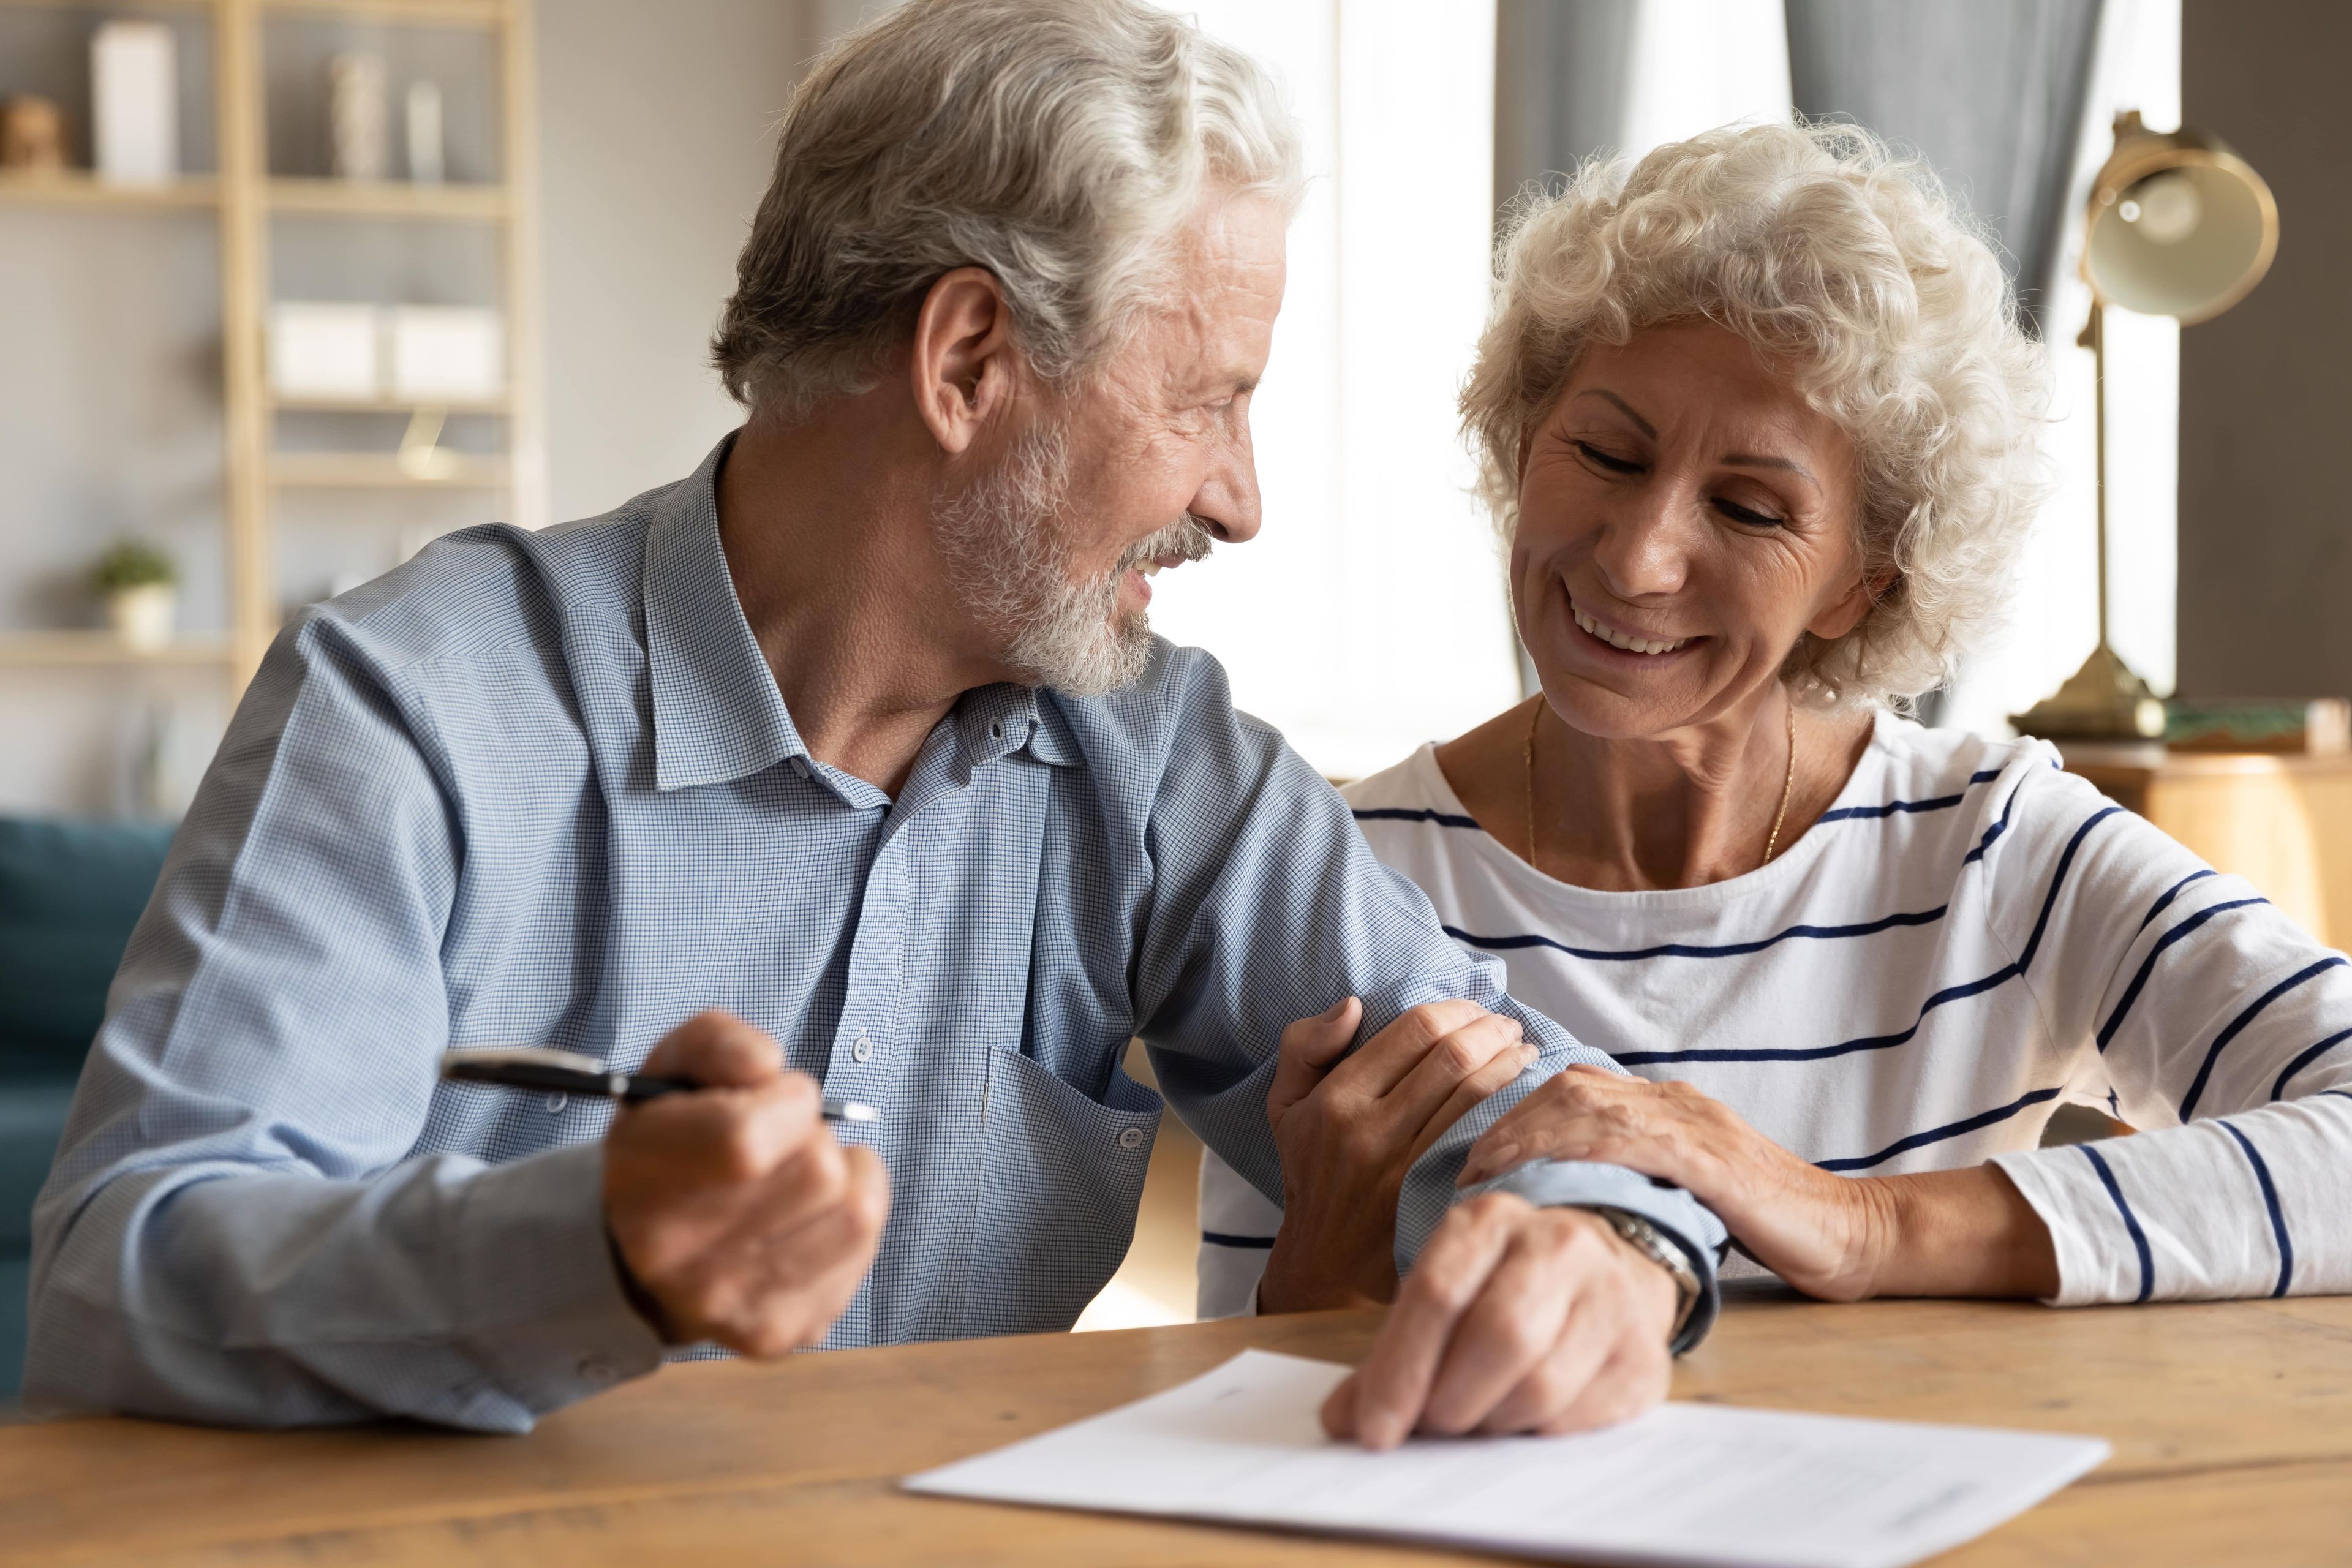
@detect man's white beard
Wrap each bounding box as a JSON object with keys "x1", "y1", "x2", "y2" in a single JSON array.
[{"x1": 931, "y1": 419, "x2": 1213, "y2": 696}]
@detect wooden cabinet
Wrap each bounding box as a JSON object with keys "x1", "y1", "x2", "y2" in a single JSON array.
[{"x1": 2059, "y1": 742, "x2": 2352, "y2": 949}]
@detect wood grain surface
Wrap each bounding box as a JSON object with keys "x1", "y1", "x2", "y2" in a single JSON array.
[{"x1": 5, "y1": 1293, "x2": 2348, "y2": 1566}]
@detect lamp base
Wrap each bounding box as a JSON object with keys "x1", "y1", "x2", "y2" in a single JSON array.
[{"x1": 2010, "y1": 642, "x2": 2167, "y2": 741}]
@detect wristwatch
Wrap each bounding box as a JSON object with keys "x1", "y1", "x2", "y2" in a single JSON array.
[{"x1": 1588, "y1": 1207, "x2": 1700, "y2": 1341}]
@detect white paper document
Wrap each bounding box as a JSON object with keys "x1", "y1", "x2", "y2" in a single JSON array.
[{"x1": 904, "y1": 1350, "x2": 2110, "y2": 1568}]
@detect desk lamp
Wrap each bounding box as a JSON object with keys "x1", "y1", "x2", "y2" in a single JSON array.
[{"x1": 2011, "y1": 110, "x2": 2278, "y2": 741}]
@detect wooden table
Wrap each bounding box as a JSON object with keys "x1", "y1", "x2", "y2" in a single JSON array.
[{"x1": 5, "y1": 1295, "x2": 2348, "y2": 1566}]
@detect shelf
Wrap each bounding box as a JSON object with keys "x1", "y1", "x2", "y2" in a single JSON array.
[
  {"x1": 270, "y1": 393, "x2": 510, "y2": 415},
  {"x1": 266, "y1": 178, "x2": 507, "y2": 221},
  {"x1": 0, "y1": 631, "x2": 233, "y2": 667},
  {"x1": 0, "y1": 171, "x2": 220, "y2": 210},
  {"x1": 271, "y1": 451, "x2": 509, "y2": 488},
  {"x1": 0, "y1": 0, "x2": 508, "y2": 14},
  {"x1": 259, "y1": 0, "x2": 506, "y2": 23},
  {"x1": 0, "y1": 0, "x2": 214, "y2": 10}
]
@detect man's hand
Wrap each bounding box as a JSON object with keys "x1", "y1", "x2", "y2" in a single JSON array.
[
  {"x1": 1322, "y1": 1195, "x2": 1677, "y2": 1448},
  {"x1": 1258, "y1": 998, "x2": 1537, "y2": 1313},
  {"x1": 603, "y1": 1011, "x2": 889, "y2": 1355},
  {"x1": 1458, "y1": 1065, "x2": 2059, "y2": 1301}
]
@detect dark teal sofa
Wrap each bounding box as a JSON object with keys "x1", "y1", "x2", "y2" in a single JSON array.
[{"x1": 0, "y1": 817, "x2": 175, "y2": 1400}]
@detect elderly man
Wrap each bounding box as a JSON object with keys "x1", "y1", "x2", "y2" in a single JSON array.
[{"x1": 28, "y1": 0, "x2": 1722, "y2": 1444}]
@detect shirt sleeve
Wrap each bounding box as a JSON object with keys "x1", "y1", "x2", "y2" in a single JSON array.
[
  {"x1": 1984, "y1": 763, "x2": 2352, "y2": 1305},
  {"x1": 1125, "y1": 649, "x2": 1727, "y2": 1350},
  {"x1": 24, "y1": 615, "x2": 663, "y2": 1431}
]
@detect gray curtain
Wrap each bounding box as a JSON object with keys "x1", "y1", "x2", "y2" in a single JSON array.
[
  {"x1": 1493, "y1": 0, "x2": 1638, "y2": 225},
  {"x1": 1784, "y1": 0, "x2": 2105, "y2": 336}
]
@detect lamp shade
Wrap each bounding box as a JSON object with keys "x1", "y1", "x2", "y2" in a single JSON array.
[{"x1": 2084, "y1": 114, "x2": 2277, "y2": 323}]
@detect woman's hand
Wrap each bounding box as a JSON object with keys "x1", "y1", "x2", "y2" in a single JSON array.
[
  {"x1": 1457, "y1": 1066, "x2": 2063, "y2": 1300},
  {"x1": 1258, "y1": 997, "x2": 1538, "y2": 1313},
  {"x1": 1458, "y1": 1065, "x2": 1894, "y2": 1300}
]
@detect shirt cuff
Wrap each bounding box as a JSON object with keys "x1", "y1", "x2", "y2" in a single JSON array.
[
  {"x1": 450, "y1": 1139, "x2": 668, "y2": 1421},
  {"x1": 1989, "y1": 1147, "x2": 2130, "y2": 1307},
  {"x1": 1469, "y1": 1158, "x2": 1727, "y2": 1355}
]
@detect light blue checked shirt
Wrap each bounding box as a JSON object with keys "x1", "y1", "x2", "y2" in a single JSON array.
[{"x1": 28, "y1": 437, "x2": 1724, "y2": 1433}]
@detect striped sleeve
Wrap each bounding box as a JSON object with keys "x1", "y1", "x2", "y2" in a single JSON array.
[{"x1": 1985, "y1": 767, "x2": 2352, "y2": 1305}]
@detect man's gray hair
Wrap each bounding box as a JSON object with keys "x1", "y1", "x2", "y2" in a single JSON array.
[{"x1": 713, "y1": 0, "x2": 1304, "y2": 418}]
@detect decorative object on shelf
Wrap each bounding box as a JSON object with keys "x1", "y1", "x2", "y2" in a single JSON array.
[
  {"x1": 329, "y1": 53, "x2": 388, "y2": 182},
  {"x1": 2014, "y1": 111, "x2": 2279, "y2": 742},
  {"x1": 1, "y1": 96, "x2": 67, "y2": 173},
  {"x1": 387, "y1": 306, "x2": 505, "y2": 401},
  {"x1": 405, "y1": 80, "x2": 445, "y2": 185},
  {"x1": 91, "y1": 21, "x2": 178, "y2": 185},
  {"x1": 268, "y1": 302, "x2": 382, "y2": 399},
  {"x1": 396, "y1": 405, "x2": 456, "y2": 480},
  {"x1": 91, "y1": 541, "x2": 178, "y2": 652},
  {"x1": 2165, "y1": 698, "x2": 2351, "y2": 756}
]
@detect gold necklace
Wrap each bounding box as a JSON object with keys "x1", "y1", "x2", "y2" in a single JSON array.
[
  {"x1": 1762, "y1": 697, "x2": 1796, "y2": 864},
  {"x1": 1523, "y1": 695, "x2": 1800, "y2": 873}
]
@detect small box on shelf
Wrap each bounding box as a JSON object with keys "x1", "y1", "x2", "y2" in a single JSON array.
[
  {"x1": 92, "y1": 21, "x2": 178, "y2": 186},
  {"x1": 388, "y1": 306, "x2": 503, "y2": 401},
  {"x1": 269, "y1": 303, "x2": 382, "y2": 400},
  {"x1": 268, "y1": 302, "x2": 504, "y2": 403}
]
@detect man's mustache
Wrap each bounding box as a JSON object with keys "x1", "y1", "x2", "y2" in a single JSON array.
[{"x1": 1115, "y1": 513, "x2": 1216, "y2": 575}]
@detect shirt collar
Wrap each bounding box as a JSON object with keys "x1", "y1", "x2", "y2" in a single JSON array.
[
  {"x1": 644, "y1": 433, "x2": 808, "y2": 791},
  {"x1": 951, "y1": 684, "x2": 1072, "y2": 772},
  {"x1": 644, "y1": 433, "x2": 1080, "y2": 791}
]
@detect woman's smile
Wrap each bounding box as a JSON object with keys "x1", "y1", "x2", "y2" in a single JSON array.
[{"x1": 1566, "y1": 594, "x2": 1698, "y2": 660}]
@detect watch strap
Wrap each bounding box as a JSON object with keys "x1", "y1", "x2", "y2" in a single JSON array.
[{"x1": 1589, "y1": 1205, "x2": 1701, "y2": 1341}]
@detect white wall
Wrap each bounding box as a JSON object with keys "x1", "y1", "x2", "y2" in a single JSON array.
[{"x1": 537, "y1": 0, "x2": 818, "y2": 525}]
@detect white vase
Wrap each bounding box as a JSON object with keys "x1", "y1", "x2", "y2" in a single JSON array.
[{"x1": 107, "y1": 584, "x2": 176, "y2": 650}]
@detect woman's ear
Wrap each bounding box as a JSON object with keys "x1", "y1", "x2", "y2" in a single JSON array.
[
  {"x1": 908, "y1": 266, "x2": 1022, "y2": 456},
  {"x1": 1807, "y1": 563, "x2": 1898, "y2": 643}
]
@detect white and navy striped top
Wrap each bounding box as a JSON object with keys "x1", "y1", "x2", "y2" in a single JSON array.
[{"x1": 1199, "y1": 710, "x2": 2352, "y2": 1316}]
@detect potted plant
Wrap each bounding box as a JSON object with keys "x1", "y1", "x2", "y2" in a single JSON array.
[{"x1": 92, "y1": 540, "x2": 178, "y2": 650}]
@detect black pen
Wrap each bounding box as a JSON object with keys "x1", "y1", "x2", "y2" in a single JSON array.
[{"x1": 440, "y1": 1047, "x2": 880, "y2": 1122}]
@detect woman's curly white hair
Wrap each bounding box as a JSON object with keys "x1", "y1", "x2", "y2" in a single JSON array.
[{"x1": 1464, "y1": 121, "x2": 2051, "y2": 709}]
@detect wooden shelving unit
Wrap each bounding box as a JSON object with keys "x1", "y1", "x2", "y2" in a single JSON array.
[
  {"x1": 0, "y1": 170, "x2": 220, "y2": 208},
  {"x1": 270, "y1": 451, "x2": 510, "y2": 488},
  {"x1": 266, "y1": 175, "x2": 507, "y2": 219},
  {"x1": 0, "y1": 632, "x2": 234, "y2": 667},
  {"x1": 266, "y1": 391, "x2": 510, "y2": 415},
  {"x1": 0, "y1": 0, "x2": 544, "y2": 691}
]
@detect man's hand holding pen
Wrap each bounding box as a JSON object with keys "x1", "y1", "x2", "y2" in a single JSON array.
[{"x1": 600, "y1": 1011, "x2": 891, "y2": 1354}]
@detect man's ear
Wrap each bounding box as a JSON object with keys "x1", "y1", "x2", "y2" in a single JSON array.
[
  {"x1": 908, "y1": 266, "x2": 1022, "y2": 456},
  {"x1": 1808, "y1": 563, "x2": 1899, "y2": 642}
]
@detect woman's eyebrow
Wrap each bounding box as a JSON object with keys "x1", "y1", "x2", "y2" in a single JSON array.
[
  {"x1": 1575, "y1": 387, "x2": 1822, "y2": 491},
  {"x1": 1573, "y1": 388, "x2": 1656, "y2": 437},
  {"x1": 1723, "y1": 453, "x2": 1820, "y2": 491}
]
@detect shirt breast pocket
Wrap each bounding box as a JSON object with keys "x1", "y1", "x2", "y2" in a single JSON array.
[{"x1": 963, "y1": 1044, "x2": 1163, "y2": 1336}]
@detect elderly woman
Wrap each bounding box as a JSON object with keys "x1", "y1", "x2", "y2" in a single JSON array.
[{"x1": 1202, "y1": 121, "x2": 2352, "y2": 1322}]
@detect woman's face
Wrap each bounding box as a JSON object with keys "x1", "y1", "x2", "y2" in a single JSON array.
[{"x1": 1513, "y1": 320, "x2": 1872, "y2": 740}]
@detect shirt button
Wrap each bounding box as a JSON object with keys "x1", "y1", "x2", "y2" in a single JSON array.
[
  {"x1": 544, "y1": 1092, "x2": 568, "y2": 1114},
  {"x1": 1118, "y1": 1126, "x2": 1147, "y2": 1150},
  {"x1": 851, "y1": 1031, "x2": 874, "y2": 1064},
  {"x1": 578, "y1": 1357, "x2": 615, "y2": 1384},
  {"x1": 990, "y1": 720, "x2": 1005, "y2": 739}
]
